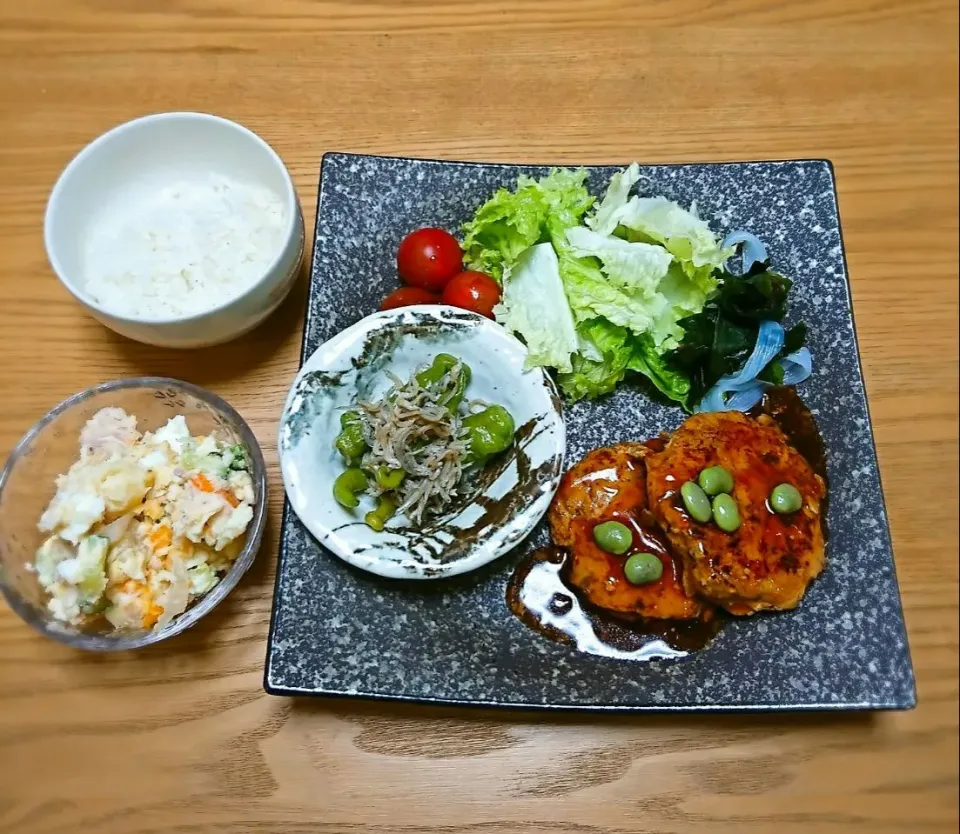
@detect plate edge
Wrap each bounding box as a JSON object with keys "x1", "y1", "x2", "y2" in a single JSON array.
[
  {"x1": 261, "y1": 680, "x2": 917, "y2": 712},
  {"x1": 319, "y1": 149, "x2": 839, "y2": 171},
  {"x1": 823, "y1": 162, "x2": 917, "y2": 702},
  {"x1": 264, "y1": 154, "x2": 333, "y2": 691},
  {"x1": 265, "y1": 156, "x2": 917, "y2": 708}
]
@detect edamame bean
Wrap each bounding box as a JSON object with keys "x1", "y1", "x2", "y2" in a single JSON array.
[
  {"x1": 416, "y1": 353, "x2": 460, "y2": 387},
  {"x1": 334, "y1": 410, "x2": 367, "y2": 463},
  {"x1": 365, "y1": 495, "x2": 398, "y2": 531},
  {"x1": 333, "y1": 468, "x2": 368, "y2": 509},
  {"x1": 698, "y1": 465, "x2": 734, "y2": 496},
  {"x1": 440, "y1": 363, "x2": 471, "y2": 411},
  {"x1": 624, "y1": 553, "x2": 663, "y2": 585},
  {"x1": 374, "y1": 466, "x2": 406, "y2": 490},
  {"x1": 712, "y1": 493, "x2": 741, "y2": 532},
  {"x1": 416, "y1": 354, "x2": 472, "y2": 411},
  {"x1": 680, "y1": 481, "x2": 712, "y2": 522},
  {"x1": 769, "y1": 483, "x2": 803, "y2": 514},
  {"x1": 463, "y1": 405, "x2": 516, "y2": 464},
  {"x1": 593, "y1": 521, "x2": 633, "y2": 555}
]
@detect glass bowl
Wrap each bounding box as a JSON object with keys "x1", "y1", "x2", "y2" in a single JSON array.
[{"x1": 0, "y1": 377, "x2": 267, "y2": 651}]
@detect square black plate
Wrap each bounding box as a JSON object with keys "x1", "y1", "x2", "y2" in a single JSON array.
[{"x1": 264, "y1": 153, "x2": 916, "y2": 711}]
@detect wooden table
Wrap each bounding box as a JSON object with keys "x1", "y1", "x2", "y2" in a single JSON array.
[{"x1": 1, "y1": 1, "x2": 957, "y2": 832}]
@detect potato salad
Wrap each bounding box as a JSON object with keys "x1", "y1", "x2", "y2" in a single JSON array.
[{"x1": 30, "y1": 407, "x2": 255, "y2": 631}]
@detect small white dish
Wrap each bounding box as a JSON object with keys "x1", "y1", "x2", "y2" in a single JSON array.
[
  {"x1": 278, "y1": 305, "x2": 566, "y2": 580},
  {"x1": 44, "y1": 112, "x2": 304, "y2": 348}
]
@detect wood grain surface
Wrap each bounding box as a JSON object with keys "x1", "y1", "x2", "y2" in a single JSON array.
[{"x1": 0, "y1": 1, "x2": 957, "y2": 832}]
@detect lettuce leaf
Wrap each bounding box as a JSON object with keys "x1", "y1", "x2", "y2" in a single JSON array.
[
  {"x1": 565, "y1": 226, "x2": 673, "y2": 295},
  {"x1": 557, "y1": 228, "x2": 711, "y2": 353},
  {"x1": 557, "y1": 318, "x2": 633, "y2": 400},
  {"x1": 462, "y1": 168, "x2": 594, "y2": 281},
  {"x1": 627, "y1": 333, "x2": 691, "y2": 404},
  {"x1": 494, "y1": 242, "x2": 578, "y2": 373},
  {"x1": 462, "y1": 163, "x2": 730, "y2": 405},
  {"x1": 586, "y1": 162, "x2": 730, "y2": 286},
  {"x1": 558, "y1": 253, "x2": 657, "y2": 334},
  {"x1": 534, "y1": 167, "x2": 595, "y2": 230},
  {"x1": 617, "y1": 196, "x2": 730, "y2": 269},
  {"x1": 556, "y1": 319, "x2": 690, "y2": 404},
  {"x1": 586, "y1": 162, "x2": 641, "y2": 235}
]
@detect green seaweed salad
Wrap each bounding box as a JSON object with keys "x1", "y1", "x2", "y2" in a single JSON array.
[{"x1": 461, "y1": 162, "x2": 808, "y2": 411}]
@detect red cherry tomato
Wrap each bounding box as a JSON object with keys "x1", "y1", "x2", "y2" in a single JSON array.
[
  {"x1": 441, "y1": 271, "x2": 501, "y2": 318},
  {"x1": 379, "y1": 287, "x2": 440, "y2": 311},
  {"x1": 396, "y1": 228, "x2": 463, "y2": 292}
]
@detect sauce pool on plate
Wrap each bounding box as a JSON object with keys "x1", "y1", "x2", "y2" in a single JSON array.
[{"x1": 506, "y1": 547, "x2": 726, "y2": 661}]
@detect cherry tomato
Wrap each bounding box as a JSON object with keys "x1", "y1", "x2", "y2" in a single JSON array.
[
  {"x1": 379, "y1": 287, "x2": 440, "y2": 311},
  {"x1": 396, "y1": 228, "x2": 462, "y2": 292},
  {"x1": 441, "y1": 271, "x2": 501, "y2": 318}
]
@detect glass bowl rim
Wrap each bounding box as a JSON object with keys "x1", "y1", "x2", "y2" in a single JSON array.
[{"x1": 0, "y1": 376, "x2": 268, "y2": 651}]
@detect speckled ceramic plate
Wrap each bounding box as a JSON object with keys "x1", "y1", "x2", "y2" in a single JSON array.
[
  {"x1": 265, "y1": 153, "x2": 915, "y2": 711},
  {"x1": 277, "y1": 305, "x2": 565, "y2": 579}
]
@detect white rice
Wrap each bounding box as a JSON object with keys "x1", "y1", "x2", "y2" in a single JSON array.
[{"x1": 82, "y1": 173, "x2": 287, "y2": 320}]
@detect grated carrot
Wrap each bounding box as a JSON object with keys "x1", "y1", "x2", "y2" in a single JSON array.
[
  {"x1": 149, "y1": 524, "x2": 172, "y2": 551},
  {"x1": 219, "y1": 490, "x2": 240, "y2": 508},
  {"x1": 121, "y1": 579, "x2": 163, "y2": 628},
  {"x1": 191, "y1": 473, "x2": 215, "y2": 493},
  {"x1": 142, "y1": 601, "x2": 163, "y2": 628}
]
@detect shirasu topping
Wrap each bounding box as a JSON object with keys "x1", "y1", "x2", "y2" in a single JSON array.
[{"x1": 355, "y1": 362, "x2": 472, "y2": 524}]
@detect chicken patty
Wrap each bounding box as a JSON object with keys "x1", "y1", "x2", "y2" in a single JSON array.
[
  {"x1": 549, "y1": 443, "x2": 703, "y2": 620},
  {"x1": 645, "y1": 411, "x2": 826, "y2": 615}
]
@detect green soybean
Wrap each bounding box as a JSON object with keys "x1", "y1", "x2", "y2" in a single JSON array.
[
  {"x1": 364, "y1": 495, "x2": 398, "y2": 532},
  {"x1": 624, "y1": 553, "x2": 663, "y2": 585},
  {"x1": 374, "y1": 466, "x2": 406, "y2": 490},
  {"x1": 334, "y1": 410, "x2": 367, "y2": 463},
  {"x1": 769, "y1": 483, "x2": 803, "y2": 514},
  {"x1": 698, "y1": 465, "x2": 734, "y2": 496},
  {"x1": 680, "y1": 481, "x2": 712, "y2": 522},
  {"x1": 593, "y1": 521, "x2": 633, "y2": 555},
  {"x1": 440, "y1": 363, "x2": 471, "y2": 410},
  {"x1": 712, "y1": 493, "x2": 741, "y2": 532},
  {"x1": 463, "y1": 405, "x2": 516, "y2": 465},
  {"x1": 416, "y1": 353, "x2": 459, "y2": 387},
  {"x1": 333, "y1": 468, "x2": 368, "y2": 509},
  {"x1": 416, "y1": 354, "x2": 472, "y2": 411}
]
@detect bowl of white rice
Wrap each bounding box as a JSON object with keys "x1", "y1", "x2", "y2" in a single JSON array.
[{"x1": 44, "y1": 112, "x2": 304, "y2": 348}]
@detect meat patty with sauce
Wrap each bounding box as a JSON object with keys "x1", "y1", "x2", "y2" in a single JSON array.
[
  {"x1": 549, "y1": 443, "x2": 704, "y2": 620},
  {"x1": 645, "y1": 411, "x2": 826, "y2": 615}
]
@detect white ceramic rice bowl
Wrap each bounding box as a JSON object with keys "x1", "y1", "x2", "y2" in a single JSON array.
[{"x1": 44, "y1": 112, "x2": 304, "y2": 348}]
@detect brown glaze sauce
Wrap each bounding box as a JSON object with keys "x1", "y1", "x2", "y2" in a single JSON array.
[
  {"x1": 506, "y1": 386, "x2": 826, "y2": 661},
  {"x1": 506, "y1": 440, "x2": 725, "y2": 661},
  {"x1": 571, "y1": 508, "x2": 703, "y2": 621},
  {"x1": 506, "y1": 547, "x2": 726, "y2": 660},
  {"x1": 585, "y1": 512, "x2": 674, "y2": 598},
  {"x1": 752, "y1": 384, "x2": 830, "y2": 541},
  {"x1": 750, "y1": 385, "x2": 828, "y2": 484}
]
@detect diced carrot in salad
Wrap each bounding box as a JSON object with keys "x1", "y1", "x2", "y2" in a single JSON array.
[{"x1": 29, "y1": 409, "x2": 255, "y2": 632}]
